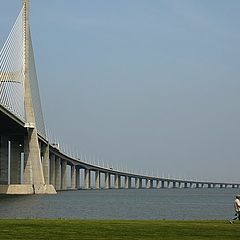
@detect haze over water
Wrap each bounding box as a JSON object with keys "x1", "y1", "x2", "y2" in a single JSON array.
[
  {"x1": 0, "y1": 189, "x2": 238, "y2": 220},
  {"x1": 1, "y1": 1, "x2": 240, "y2": 183}
]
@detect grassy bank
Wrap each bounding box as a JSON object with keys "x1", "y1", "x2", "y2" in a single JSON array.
[{"x1": 0, "y1": 219, "x2": 239, "y2": 239}]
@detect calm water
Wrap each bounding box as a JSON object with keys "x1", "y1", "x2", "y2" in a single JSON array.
[{"x1": 0, "y1": 188, "x2": 238, "y2": 220}]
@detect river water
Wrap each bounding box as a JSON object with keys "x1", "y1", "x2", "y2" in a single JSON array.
[{"x1": 0, "y1": 188, "x2": 238, "y2": 220}]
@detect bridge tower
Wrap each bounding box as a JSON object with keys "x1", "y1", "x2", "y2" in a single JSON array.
[
  {"x1": 0, "y1": 0, "x2": 56, "y2": 194},
  {"x1": 22, "y1": 0, "x2": 56, "y2": 194}
]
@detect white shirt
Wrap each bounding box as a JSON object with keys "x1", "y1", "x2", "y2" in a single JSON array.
[{"x1": 234, "y1": 198, "x2": 240, "y2": 212}]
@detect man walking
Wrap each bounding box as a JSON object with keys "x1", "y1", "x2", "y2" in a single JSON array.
[{"x1": 230, "y1": 195, "x2": 240, "y2": 223}]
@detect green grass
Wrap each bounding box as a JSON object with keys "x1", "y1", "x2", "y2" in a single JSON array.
[{"x1": 0, "y1": 220, "x2": 239, "y2": 240}]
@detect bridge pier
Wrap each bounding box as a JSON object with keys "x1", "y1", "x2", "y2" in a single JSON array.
[
  {"x1": 146, "y1": 179, "x2": 150, "y2": 188},
  {"x1": 70, "y1": 165, "x2": 76, "y2": 190},
  {"x1": 55, "y1": 157, "x2": 61, "y2": 190},
  {"x1": 42, "y1": 144, "x2": 50, "y2": 185},
  {"x1": 139, "y1": 178, "x2": 142, "y2": 188},
  {"x1": 114, "y1": 174, "x2": 120, "y2": 189},
  {"x1": 76, "y1": 168, "x2": 80, "y2": 189},
  {"x1": 146, "y1": 179, "x2": 153, "y2": 188},
  {"x1": 135, "y1": 177, "x2": 142, "y2": 189},
  {"x1": 50, "y1": 154, "x2": 55, "y2": 187},
  {"x1": 135, "y1": 178, "x2": 138, "y2": 188},
  {"x1": 95, "y1": 170, "x2": 100, "y2": 189},
  {"x1": 105, "y1": 172, "x2": 110, "y2": 189},
  {"x1": 125, "y1": 176, "x2": 131, "y2": 189},
  {"x1": 0, "y1": 138, "x2": 23, "y2": 185},
  {"x1": 0, "y1": 136, "x2": 9, "y2": 185},
  {"x1": 9, "y1": 138, "x2": 22, "y2": 184},
  {"x1": 84, "y1": 169, "x2": 90, "y2": 189}
]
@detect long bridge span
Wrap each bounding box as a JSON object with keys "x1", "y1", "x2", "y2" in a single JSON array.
[{"x1": 0, "y1": 0, "x2": 239, "y2": 194}]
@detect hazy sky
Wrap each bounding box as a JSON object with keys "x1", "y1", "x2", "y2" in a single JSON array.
[{"x1": 1, "y1": 0, "x2": 240, "y2": 182}]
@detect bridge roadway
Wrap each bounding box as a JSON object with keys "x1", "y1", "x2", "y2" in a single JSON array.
[
  {"x1": 49, "y1": 144, "x2": 240, "y2": 191},
  {"x1": 0, "y1": 107, "x2": 239, "y2": 193},
  {"x1": 1, "y1": 0, "x2": 240, "y2": 194}
]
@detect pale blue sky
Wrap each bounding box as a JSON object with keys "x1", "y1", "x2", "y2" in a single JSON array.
[{"x1": 1, "y1": 1, "x2": 240, "y2": 182}]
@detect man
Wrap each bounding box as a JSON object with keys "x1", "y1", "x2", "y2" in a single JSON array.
[{"x1": 230, "y1": 195, "x2": 240, "y2": 223}]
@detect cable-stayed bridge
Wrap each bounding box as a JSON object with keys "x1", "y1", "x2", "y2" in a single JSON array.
[{"x1": 0, "y1": 0, "x2": 239, "y2": 194}]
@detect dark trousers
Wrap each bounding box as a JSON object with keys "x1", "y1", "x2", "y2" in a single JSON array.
[{"x1": 232, "y1": 212, "x2": 240, "y2": 221}]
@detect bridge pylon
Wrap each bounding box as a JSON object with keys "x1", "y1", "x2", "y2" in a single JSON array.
[
  {"x1": 0, "y1": 0, "x2": 56, "y2": 194},
  {"x1": 21, "y1": 0, "x2": 55, "y2": 194}
]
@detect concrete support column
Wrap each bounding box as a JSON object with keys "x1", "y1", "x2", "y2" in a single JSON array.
[
  {"x1": 135, "y1": 178, "x2": 140, "y2": 189},
  {"x1": 55, "y1": 157, "x2": 61, "y2": 191},
  {"x1": 150, "y1": 179, "x2": 153, "y2": 188},
  {"x1": 173, "y1": 181, "x2": 176, "y2": 188},
  {"x1": 184, "y1": 182, "x2": 188, "y2": 188},
  {"x1": 147, "y1": 179, "x2": 153, "y2": 188},
  {"x1": 76, "y1": 168, "x2": 80, "y2": 189},
  {"x1": 178, "y1": 182, "x2": 182, "y2": 188},
  {"x1": 125, "y1": 176, "x2": 131, "y2": 189},
  {"x1": 50, "y1": 154, "x2": 56, "y2": 187},
  {"x1": 161, "y1": 181, "x2": 165, "y2": 188},
  {"x1": 105, "y1": 172, "x2": 110, "y2": 189},
  {"x1": 23, "y1": 135, "x2": 33, "y2": 185},
  {"x1": 95, "y1": 170, "x2": 100, "y2": 189},
  {"x1": 153, "y1": 180, "x2": 157, "y2": 188},
  {"x1": 208, "y1": 183, "x2": 212, "y2": 188},
  {"x1": 156, "y1": 180, "x2": 161, "y2": 189},
  {"x1": 196, "y1": 183, "x2": 199, "y2": 188},
  {"x1": 10, "y1": 139, "x2": 21, "y2": 184},
  {"x1": 0, "y1": 136, "x2": 9, "y2": 185},
  {"x1": 84, "y1": 169, "x2": 90, "y2": 189},
  {"x1": 146, "y1": 179, "x2": 150, "y2": 188},
  {"x1": 42, "y1": 144, "x2": 50, "y2": 185},
  {"x1": 114, "y1": 174, "x2": 120, "y2": 189},
  {"x1": 139, "y1": 178, "x2": 142, "y2": 188},
  {"x1": 61, "y1": 160, "x2": 67, "y2": 190},
  {"x1": 71, "y1": 165, "x2": 76, "y2": 190}
]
